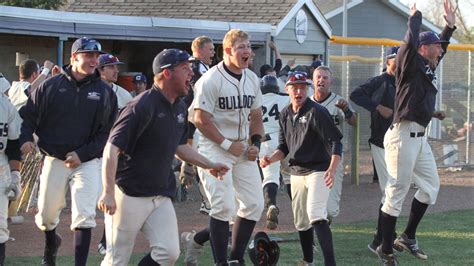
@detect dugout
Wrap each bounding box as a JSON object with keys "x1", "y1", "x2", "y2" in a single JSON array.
[{"x1": 0, "y1": 5, "x2": 271, "y2": 86}]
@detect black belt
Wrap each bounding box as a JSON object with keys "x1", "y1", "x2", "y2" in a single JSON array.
[{"x1": 410, "y1": 132, "x2": 425, "y2": 138}]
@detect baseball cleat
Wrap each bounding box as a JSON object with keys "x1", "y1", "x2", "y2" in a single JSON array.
[
  {"x1": 297, "y1": 260, "x2": 315, "y2": 266},
  {"x1": 41, "y1": 234, "x2": 62, "y2": 266},
  {"x1": 393, "y1": 233, "x2": 427, "y2": 260},
  {"x1": 181, "y1": 231, "x2": 204, "y2": 265},
  {"x1": 266, "y1": 205, "x2": 279, "y2": 230},
  {"x1": 368, "y1": 242, "x2": 379, "y2": 255},
  {"x1": 97, "y1": 241, "x2": 106, "y2": 256},
  {"x1": 376, "y1": 245, "x2": 398, "y2": 266}
]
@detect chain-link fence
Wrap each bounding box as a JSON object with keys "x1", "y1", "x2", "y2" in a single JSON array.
[{"x1": 328, "y1": 39, "x2": 474, "y2": 177}]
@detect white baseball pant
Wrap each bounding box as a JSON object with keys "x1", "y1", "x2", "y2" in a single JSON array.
[
  {"x1": 101, "y1": 186, "x2": 179, "y2": 266},
  {"x1": 0, "y1": 165, "x2": 10, "y2": 243},
  {"x1": 291, "y1": 171, "x2": 330, "y2": 231},
  {"x1": 197, "y1": 141, "x2": 264, "y2": 222},
  {"x1": 35, "y1": 156, "x2": 100, "y2": 231},
  {"x1": 370, "y1": 144, "x2": 390, "y2": 203},
  {"x1": 259, "y1": 133, "x2": 280, "y2": 187},
  {"x1": 326, "y1": 157, "x2": 344, "y2": 218},
  {"x1": 382, "y1": 121, "x2": 440, "y2": 217}
]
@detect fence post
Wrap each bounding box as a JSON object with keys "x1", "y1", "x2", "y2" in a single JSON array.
[{"x1": 351, "y1": 115, "x2": 360, "y2": 185}]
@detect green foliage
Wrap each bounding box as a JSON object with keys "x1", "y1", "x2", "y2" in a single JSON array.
[{"x1": 0, "y1": 0, "x2": 66, "y2": 10}]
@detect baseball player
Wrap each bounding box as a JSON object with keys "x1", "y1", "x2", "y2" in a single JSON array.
[
  {"x1": 377, "y1": 2, "x2": 456, "y2": 265},
  {"x1": 350, "y1": 46, "x2": 399, "y2": 254},
  {"x1": 98, "y1": 54, "x2": 133, "y2": 109},
  {"x1": 312, "y1": 66, "x2": 357, "y2": 221},
  {"x1": 98, "y1": 48, "x2": 228, "y2": 266},
  {"x1": 0, "y1": 75, "x2": 22, "y2": 266},
  {"x1": 259, "y1": 75, "x2": 290, "y2": 230},
  {"x1": 132, "y1": 74, "x2": 148, "y2": 96},
  {"x1": 19, "y1": 37, "x2": 118, "y2": 266},
  {"x1": 260, "y1": 71, "x2": 342, "y2": 266},
  {"x1": 7, "y1": 59, "x2": 54, "y2": 110},
  {"x1": 193, "y1": 29, "x2": 265, "y2": 265},
  {"x1": 96, "y1": 53, "x2": 133, "y2": 256},
  {"x1": 180, "y1": 35, "x2": 215, "y2": 215}
]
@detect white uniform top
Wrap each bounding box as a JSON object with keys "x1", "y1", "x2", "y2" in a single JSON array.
[
  {"x1": 312, "y1": 92, "x2": 354, "y2": 132},
  {"x1": 0, "y1": 94, "x2": 21, "y2": 166},
  {"x1": 112, "y1": 83, "x2": 133, "y2": 109},
  {"x1": 194, "y1": 61, "x2": 262, "y2": 142},
  {"x1": 8, "y1": 80, "x2": 30, "y2": 110},
  {"x1": 262, "y1": 93, "x2": 289, "y2": 134}
]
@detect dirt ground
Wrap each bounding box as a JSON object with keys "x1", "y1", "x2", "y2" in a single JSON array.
[{"x1": 7, "y1": 152, "x2": 474, "y2": 257}]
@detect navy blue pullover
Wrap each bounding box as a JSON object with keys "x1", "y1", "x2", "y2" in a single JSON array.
[
  {"x1": 393, "y1": 11, "x2": 455, "y2": 128},
  {"x1": 20, "y1": 65, "x2": 118, "y2": 162},
  {"x1": 278, "y1": 98, "x2": 343, "y2": 175},
  {"x1": 350, "y1": 72, "x2": 395, "y2": 148}
]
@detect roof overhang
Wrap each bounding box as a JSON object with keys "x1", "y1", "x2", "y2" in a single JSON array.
[
  {"x1": 273, "y1": 0, "x2": 332, "y2": 38},
  {"x1": 0, "y1": 5, "x2": 272, "y2": 42}
]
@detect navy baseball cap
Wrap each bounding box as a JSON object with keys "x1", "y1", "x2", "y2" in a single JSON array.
[
  {"x1": 418, "y1": 31, "x2": 449, "y2": 46},
  {"x1": 133, "y1": 74, "x2": 147, "y2": 83},
  {"x1": 98, "y1": 54, "x2": 124, "y2": 67},
  {"x1": 386, "y1": 46, "x2": 400, "y2": 59},
  {"x1": 71, "y1": 37, "x2": 105, "y2": 54},
  {"x1": 152, "y1": 49, "x2": 195, "y2": 74},
  {"x1": 286, "y1": 71, "x2": 312, "y2": 87},
  {"x1": 311, "y1": 60, "x2": 322, "y2": 68}
]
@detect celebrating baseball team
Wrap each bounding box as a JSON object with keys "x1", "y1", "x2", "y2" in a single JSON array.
[{"x1": 0, "y1": 0, "x2": 459, "y2": 265}]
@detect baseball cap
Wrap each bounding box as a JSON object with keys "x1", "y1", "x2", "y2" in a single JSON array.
[
  {"x1": 0, "y1": 73, "x2": 10, "y2": 94},
  {"x1": 386, "y1": 46, "x2": 400, "y2": 59},
  {"x1": 133, "y1": 74, "x2": 147, "y2": 84},
  {"x1": 98, "y1": 54, "x2": 124, "y2": 67},
  {"x1": 418, "y1": 31, "x2": 449, "y2": 46},
  {"x1": 285, "y1": 71, "x2": 312, "y2": 87},
  {"x1": 71, "y1": 37, "x2": 105, "y2": 54},
  {"x1": 152, "y1": 48, "x2": 195, "y2": 74},
  {"x1": 311, "y1": 60, "x2": 323, "y2": 68}
]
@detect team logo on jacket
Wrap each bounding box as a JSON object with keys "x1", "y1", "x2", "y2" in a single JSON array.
[
  {"x1": 218, "y1": 95, "x2": 255, "y2": 110},
  {"x1": 177, "y1": 113, "x2": 185, "y2": 123},
  {"x1": 299, "y1": 116, "x2": 307, "y2": 124},
  {"x1": 87, "y1": 92, "x2": 101, "y2": 101}
]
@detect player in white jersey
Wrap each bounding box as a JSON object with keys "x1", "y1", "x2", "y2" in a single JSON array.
[
  {"x1": 98, "y1": 54, "x2": 133, "y2": 109},
  {"x1": 312, "y1": 66, "x2": 357, "y2": 220},
  {"x1": 194, "y1": 29, "x2": 264, "y2": 265},
  {"x1": 8, "y1": 59, "x2": 54, "y2": 111},
  {"x1": 0, "y1": 75, "x2": 22, "y2": 265},
  {"x1": 259, "y1": 75, "x2": 290, "y2": 230}
]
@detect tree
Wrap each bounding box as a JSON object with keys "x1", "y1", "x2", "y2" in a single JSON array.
[
  {"x1": 0, "y1": 0, "x2": 66, "y2": 10},
  {"x1": 416, "y1": 0, "x2": 474, "y2": 43}
]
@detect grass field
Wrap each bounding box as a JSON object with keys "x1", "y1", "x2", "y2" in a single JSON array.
[{"x1": 8, "y1": 209, "x2": 474, "y2": 265}]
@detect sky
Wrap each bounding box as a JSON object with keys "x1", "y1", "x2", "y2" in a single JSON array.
[{"x1": 399, "y1": 0, "x2": 473, "y2": 27}]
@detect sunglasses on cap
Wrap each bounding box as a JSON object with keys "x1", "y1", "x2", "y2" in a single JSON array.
[
  {"x1": 73, "y1": 40, "x2": 103, "y2": 54},
  {"x1": 286, "y1": 71, "x2": 312, "y2": 86}
]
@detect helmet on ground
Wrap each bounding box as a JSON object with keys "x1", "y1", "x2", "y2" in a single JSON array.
[{"x1": 247, "y1": 231, "x2": 280, "y2": 266}]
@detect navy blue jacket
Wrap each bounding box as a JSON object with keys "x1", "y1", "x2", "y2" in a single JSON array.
[
  {"x1": 278, "y1": 98, "x2": 342, "y2": 175},
  {"x1": 350, "y1": 72, "x2": 395, "y2": 148},
  {"x1": 393, "y1": 11, "x2": 455, "y2": 128},
  {"x1": 109, "y1": 86, "x2": 188, "y2": 197},
  {"x1": 20, "y1": 65, "x2": 118, "y2": 162}
]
